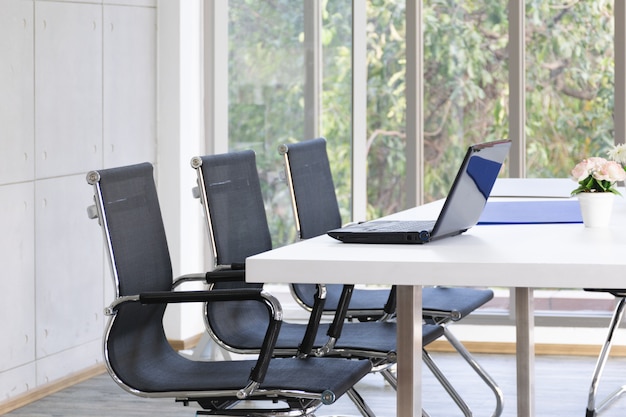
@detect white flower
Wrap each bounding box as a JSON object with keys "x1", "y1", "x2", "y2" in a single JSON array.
[
  {"x1": 607, "y1": 143, "x2": 626, "y2": 165},
  {"x1": 571, "y1": 156, "x2": 625, "y2": 195}
]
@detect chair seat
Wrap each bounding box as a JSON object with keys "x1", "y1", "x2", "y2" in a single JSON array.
[
  {"x1": 262, "y1": 357, "x2": 372, "y2": 394},
  {"x1": 334, "y1": 321, "x2": 443, "y2": 352},
  {"x1": 332, "y1": 288, "x2": 391, "y2": 311},
  {"x1": 584, "y1": 288, "x2": 626, "y2": 297},
  {"x1": 422, "y1": 287, "x2": 494, "y2": 321},
  {"x1": 209, "y1": 316, "x2": 443, "y2": 355},
  {"x1": 112, "y1": 341, "x2": 371, "y2": 396},
  {"x1": 296, "y1": 285, "x2": 494, "y2": 320}
]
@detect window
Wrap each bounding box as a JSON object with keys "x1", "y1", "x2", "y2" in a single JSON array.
[
  {"x1": 227, "y1": 0, "x2": 306, "y2": 246},
  {"x1": 212, "y1": 0, "x2": 622, "y2": 326},
  {"x1": 227, "y1": 0, "x2": 353, "y2": 246},
  {"x1": 526, "y1": 1, "x2": 614, "y2": 178},
  {"x1": 524, "y1": 0, "x2": 616, "y2": 320}
]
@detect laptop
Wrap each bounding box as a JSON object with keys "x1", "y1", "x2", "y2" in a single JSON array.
[{"x1": 327, "y1": 139, "x2": 512, "y2": 244}]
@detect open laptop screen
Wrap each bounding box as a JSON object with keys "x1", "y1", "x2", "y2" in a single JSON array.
[
  {"x1": 431, "y1": 140, "x2": 512, "y2": 239},
  {"x1": 327, "y1": 140, "x2": 511, "y2": 244}
]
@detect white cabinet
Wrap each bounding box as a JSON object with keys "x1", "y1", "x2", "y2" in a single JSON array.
[
  {"x1": 35, "y1": 175, "x2": 104, "y2": 357},
  {"x1": 35, "y1": 2, "x2": 102, "y2": 178},
  {"x1": 104, "y1": 5, "x2": 157, "y2": 167},
  {"x1": 0, "y1": 183, "x2": 35, "y2": 372},
  {"x1": 0, "y1": 0, "x2": 34, "y2": 185},
  {"x1": 0, "y1": 0, "x2": 158, "y2": 403}
]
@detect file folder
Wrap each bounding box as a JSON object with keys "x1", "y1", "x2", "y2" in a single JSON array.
[{"x1": 478, "y1": 200, "x2": 582, "y2": 225}]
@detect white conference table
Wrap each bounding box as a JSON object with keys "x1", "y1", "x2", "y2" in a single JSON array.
[{"x1": 246, "y1": 178, "x2": 626, "y2": 417}]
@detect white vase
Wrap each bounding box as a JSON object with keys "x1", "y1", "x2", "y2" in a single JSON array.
[{"x1": 577, "y1": 192, "x2": 615, "y2": 228}]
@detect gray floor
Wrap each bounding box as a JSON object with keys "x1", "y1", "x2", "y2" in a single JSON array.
[{"x1": 4, "y1": 352, "x2": 626, "y2": 417}]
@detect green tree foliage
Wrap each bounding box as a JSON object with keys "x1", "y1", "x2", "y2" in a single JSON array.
[
  {"x1": 525, "y1": 0, "x2": 614, "y2": 178},
  {"x1": 228, "y1": 0, "x2": 614, "y2": 245}
]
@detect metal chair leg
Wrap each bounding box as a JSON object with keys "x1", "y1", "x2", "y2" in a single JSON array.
[
  {"x1": 587, "y1": 297, "x2": 626, "y2": 417},
  {"x1": 379, "y1": 367, "x2": 397, "y2": 390},
  {"x1": 423, "y1": 349, "x2": 472, "y2": 417},
  {"x1": 346, "y1": 387, "x2": 377, "y2": 417},
  {"x1": 378, "y1": 353, "x2": 472, "y2": 416},
  {"x1": 443, "y1": 328, "x2": 504, "y2": 417}
]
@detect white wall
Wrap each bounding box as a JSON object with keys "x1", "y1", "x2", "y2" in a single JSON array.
[
  {"x1": 0, "y1": 0, "x2": 183, "y2": 404},
  {"x1": 157, "y1": 0, "x2": 207, "y2": 341}
]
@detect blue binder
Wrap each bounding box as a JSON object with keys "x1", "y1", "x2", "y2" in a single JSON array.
[{"x1": 478, "y1": 200, "x2": 582, "y2": 225}]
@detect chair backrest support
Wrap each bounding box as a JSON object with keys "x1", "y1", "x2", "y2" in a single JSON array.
[
  {"x1": 279, "y1": 137, "x2": 342, "y2": 239},
  {"x1": 192, "y1": 151, "x2": 272, "y2": 268},
  {"x1": 89, "y1": 162, "x2": 173, "y2": 296},
  {"x1": 87, "y1": 162, "x2": 178, "y2": 393},
  {"x1": 191, "y1": 151, "x2": 278, "y2": 352},
  {"x1": 280, "y1": 138, "x2": 346, "y2": 310}
]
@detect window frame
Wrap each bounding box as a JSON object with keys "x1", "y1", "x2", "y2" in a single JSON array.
[{"x1": 204, "y1": 0, "x2": 626, "y2": 328}]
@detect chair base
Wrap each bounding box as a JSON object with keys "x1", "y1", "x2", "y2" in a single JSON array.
[
  {"x1": 443, "y1": 328, "x2": 504, "y2": 417},
  {"x1": 195, "y1": 400, "x2": 321, "y2": 416},
  {"x1": 423, "y1": 349, "x2": 472, "y2": 417},
  {"x1": 587, "y1": 297, "x2": 626, "y2": 417},
  {"x1": 586, "y1": 385, "x2": 626, "y2": 417}
]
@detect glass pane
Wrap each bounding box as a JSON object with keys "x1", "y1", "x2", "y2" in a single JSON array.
[
  {"x1": 228, "y1": 1, "x2": 304, "y2": 247},
  {"x1": 525, "y1": 1, "x2": 614, "y2": 317},
  {"x1": 423, "y1": 0, "x2": 509, "y2": 203},
  {"x1": 365, "y1": 0, "x2": 408, "y2": 217},
  {"x1": 421, "y1": 0, "x2": 509, "y2": 317},
  {"x1": 525, "y1": 1, "x2": 614, "y2": 178},
  {"x1": 366, "y1": 1, "x2": 509, "y2": 219},
  {"x1": 228, "y1": 1, "x2": 352, "y2": 247},
  {"x1": 322, "y1": 0, "x2": 353, "y2": 224}
]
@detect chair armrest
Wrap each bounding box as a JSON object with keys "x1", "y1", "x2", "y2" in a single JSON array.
[
  {"x1": 139, "y1": 288, "x2": 266, "y2": 304},
  {"x1": 171, "y1": 273, "x2": 207, "y2": 289},
  {"x1": 297, "y1": 284, "x2": 326, "y2": 357},
  {"x1": 422, "y1": 308, "x2": 461, "y2": 322},
  {"x1": 325, "y1": 285, "x2": 355, "y2": 341},
  {"x1": 203, "y1": 268, "x2": 326, "y2": 358},
  {"x1": 312, "y1": 285, "x2": 354, "y2": 356},
  {"x1": 205, "y1": 268, "x2": 246, "y2": 284},
  {"x1": 384, "y1": 285, "x2": 397, "y2": 315},
  {"x1": 108, "y1": 288, "x2": 282, "y2": 385}
]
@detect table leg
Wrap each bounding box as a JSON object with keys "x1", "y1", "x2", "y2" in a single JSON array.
[
  {"x1": 515, "y1": 287, "x2": 535, "y2": 417},
  {"x1": 396, "y1": 285, "x2": 422, "y2": 417}
]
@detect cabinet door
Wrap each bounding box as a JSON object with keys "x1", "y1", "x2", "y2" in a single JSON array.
[
  {"x1": 0, "y1": 183, "x2": 35, "y2": 372},
  {"x1": 35, "y1": 2, "x2": 102, "y2": 178},
  {"x1": 104, "y1": 5, "x2": 157, "y2": 167},
  {"x1": 35, "y1": 175, "x2": 103, "y2": 358},
  {"x1": 0, "y1": 0, "x2": 34, "y2": 185}
]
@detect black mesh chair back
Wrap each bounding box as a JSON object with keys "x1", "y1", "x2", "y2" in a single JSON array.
[
  {"x1": 282, "y1": 137, "x2": 342, "y2": 239},
  {"x1": 192, "y1": 151, "x2": 279, "y2": 351},
  {"x1": 280, "y1": 138, "x2": 394, "y2": 321},
  {"x1": 191, "y1": 151, "x2": 495, "y2": 417},
  {"x1": 193, "y1": 151, "x2": 336, "y2": 358},
  {"x1": 86, "y1": 162, "x2": 373, "y2": 416},
  {"x1": 90, "y1": 163, "x2": 176, "y2": 392},
  {"x1": 198, "y1": 151, "x2": 272, "y2": 270}
]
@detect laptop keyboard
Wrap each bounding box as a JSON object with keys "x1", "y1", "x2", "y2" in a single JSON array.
[{"x1": 361, "y1": 220, "x2": 435, "y2": 232}]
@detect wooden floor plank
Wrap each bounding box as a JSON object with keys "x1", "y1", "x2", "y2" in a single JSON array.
[{"x1": 4, "y1": 352, "x2": 626, "y2": 417}]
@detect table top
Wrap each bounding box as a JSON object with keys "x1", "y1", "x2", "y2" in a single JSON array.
[{"x1": 247, "y1": 178, "x2": 626, "y2": 289}]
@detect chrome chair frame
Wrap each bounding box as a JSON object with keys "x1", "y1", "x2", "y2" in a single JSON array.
[
  {"x1": 86, "y1": 163, "x2": 372, "y2": 416},
  {"x1": 190, "y1": 151, "x2": 473, "y2": 417},
  {"x1": 279, "y1": 138, "x2": 504, "y2": 417},
  {"x1": 585, "y1": 290, "x2": 626, "y2": 417}
]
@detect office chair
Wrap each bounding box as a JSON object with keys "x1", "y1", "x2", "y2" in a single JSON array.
[
  {"x1": 191, "y1": 150, "x2": 475, "y2": 417},
  {"x1": 584, "y1": 288, "x2": 626, "y2": 417},
  {"x1": 85, "y1": 162, "x2": 373, "y2": 417},
  {"x1": 279, "y1": 137, "x2": 504, "y2": 417}
]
